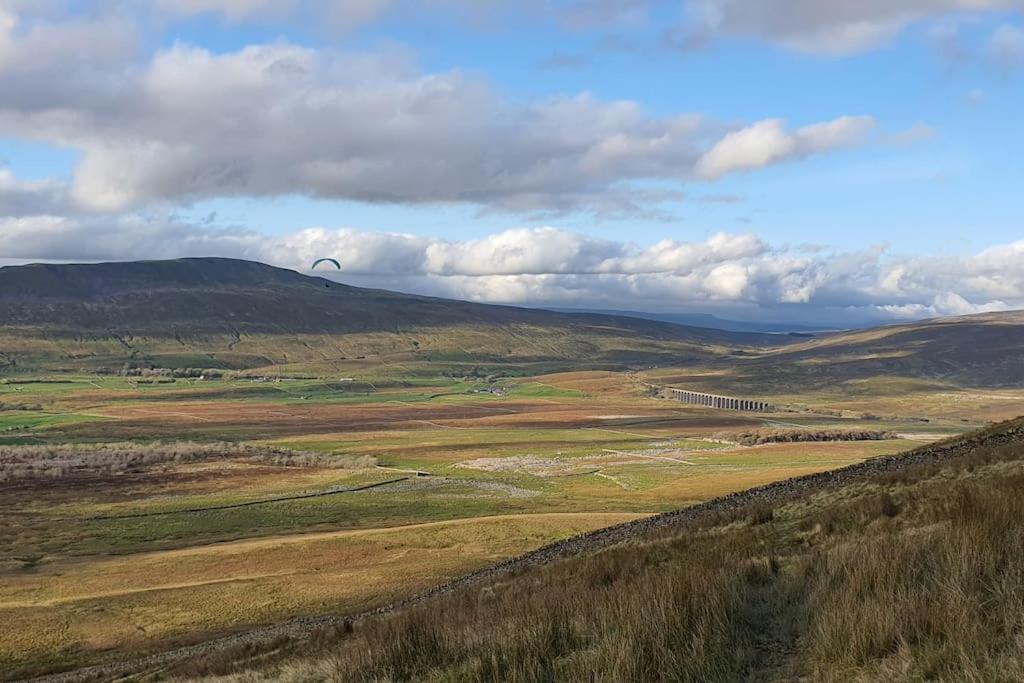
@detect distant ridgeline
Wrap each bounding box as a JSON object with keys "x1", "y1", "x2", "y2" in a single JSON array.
[
  {"x1": 0, "y1": 258, "x2": 1022, "y2": 385},
  {"x1": 0, "y1": 258, "x2": 779, "y2": 374}
]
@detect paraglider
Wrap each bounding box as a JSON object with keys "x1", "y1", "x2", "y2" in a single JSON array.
[
  {"x1": 312, "y1": 258, "x2": 341, "y2": 287},
  {"x1": 312, "y1": 258, "x2": 341, "y2": 271}
]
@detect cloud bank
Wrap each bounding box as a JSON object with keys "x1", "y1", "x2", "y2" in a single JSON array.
[
  {"x1": 0, "y1": 205, "x2": 1019, "y2": 323},
  {"x1": 150, "y1": 1, "x2": 1024, "y2": 56},
  {"x1": 0, "y1": 9, "x2": 898, "y2": 218}
]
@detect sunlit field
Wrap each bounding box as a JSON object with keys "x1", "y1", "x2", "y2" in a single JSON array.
[
  {"x1": 0, "y1": 364, "x2": 1005, "y2": 678},
  {"x1": 3, "y1": 0, "x2": 1024, "y2": 674}
]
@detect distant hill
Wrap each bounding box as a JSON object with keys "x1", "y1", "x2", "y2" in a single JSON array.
[
  {"x1": 0, "y1": 258, "x2": 778, "y2": 373},
  {"x1": 691, "y1": 311, "x2": 1024, "y2": 389},
  {"x1": 1, "y1": 259, "x2": 1021, "y2": 384},
  {"x1": 550, "y1": 307, "x2": 841, "y2": 334},
  {"x1": 0, "y1": 258, "x2": 760, "y2": 339},
  {"x1": 630, "y1": 309, "x2": 1024, "y2": 389}
]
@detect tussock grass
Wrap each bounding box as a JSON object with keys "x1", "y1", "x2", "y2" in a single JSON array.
[
  {"x1": 0, "y1": 442, "x2": 374, "y2": 482},
  {"x1": 177, "y1": 423, "x2": 1024, "y2": 682}
]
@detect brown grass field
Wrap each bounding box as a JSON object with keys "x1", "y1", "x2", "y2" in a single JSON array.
[
  {"x1": 0, "y1": 366, "x2": 1012, "y2": 679},
  {"x1": 167, "y1": 419, "x2": 1024, "y2": 683},
  {"x1": 0, "y1": 512, "x2": 642, "y2": 679}
]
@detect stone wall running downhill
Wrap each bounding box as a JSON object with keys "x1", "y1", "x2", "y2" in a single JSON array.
[{"x1": 27, "y1": 420, "x2": 1024, "y2": 683}]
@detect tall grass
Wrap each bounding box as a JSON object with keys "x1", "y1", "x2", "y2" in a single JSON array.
[
  {"x1": 802, "y1": 474, "x2": 1024, "y2": 680},
  {"x1": 176, "y1": 431, "x2": 1024, "y2": 682}
]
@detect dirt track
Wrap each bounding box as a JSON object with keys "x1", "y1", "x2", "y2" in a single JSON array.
[{"x1": 26, "y1": 421, "x2": 1023, "y2": 683}]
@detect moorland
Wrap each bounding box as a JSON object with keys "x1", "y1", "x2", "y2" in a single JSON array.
[{"x1": 1, "y1": 258, "x2": 1022, "y2": 680}]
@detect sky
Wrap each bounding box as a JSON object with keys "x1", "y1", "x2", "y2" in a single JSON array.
[{"x1": 0, "y1": 0, "x2": 1022, "y2": 324}]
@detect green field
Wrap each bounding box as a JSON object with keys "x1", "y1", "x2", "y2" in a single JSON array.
[{"x1": 0, "y1": 361, "x2": 1007, "y2": 679}]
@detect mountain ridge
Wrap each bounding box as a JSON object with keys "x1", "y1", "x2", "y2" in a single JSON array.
[
  {"x1": 0, "y1": 258, "x2": 769, "y2": 342},
  {"x1": 0, "y1": 258, "x2": 785, "y2": 374},
  {"x1": 1, "y1": 258, "x2": 1022, "y2": 383}
]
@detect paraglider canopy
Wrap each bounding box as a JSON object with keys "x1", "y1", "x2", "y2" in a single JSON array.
[
  {"x1": 312, "y1": 258, "x2": 341, "y2": 270},
  {"x1": 311, "y1": 258, "x2": 341, "y2": 288}
]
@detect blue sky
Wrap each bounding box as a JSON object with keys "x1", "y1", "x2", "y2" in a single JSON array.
[{"x1": 0, "y1": 1, "x2": 1022, "y2": 322}]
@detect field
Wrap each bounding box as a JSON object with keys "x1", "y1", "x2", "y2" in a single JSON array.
[
  {"x1": 178, "y1": 419, "x2": 1024, "y2": 682},
  {"x1": 0, "y1": 362, "x2": 1012, "y2": 679}
]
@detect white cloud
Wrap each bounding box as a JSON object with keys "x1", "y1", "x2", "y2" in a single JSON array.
[
  {"x1": 150, "y1": 0, "x2": 1024, "y2": 56},
  {"x1": 680, "y1": 0, "x2": 1022, "y2": 55},
  {"x1": 557, "y1": 0, "x2": 650, "y2": 29},
  {"x1": 0, "y1": 11, "x2": 885, "y2": 217},
  {"x1": 695, "y1": 116, "x2": 876, "y2": 180},
  {"x1": 152, "y1": 0, "x2": 649, "y2": 32},
  {"x1": 888, "y1": 121, "x2": 937, "y2": 146},
  {"x1": 931, "y1": 291, "x2": 1009, "y2": 315},
  {"x1": 0, "y1": 194, "x2": 1021, "y2": 322}
]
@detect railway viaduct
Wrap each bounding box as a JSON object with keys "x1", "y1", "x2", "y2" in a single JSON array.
[{"x1": 667, "y1": 387, "x2": 772, "y2": 412}]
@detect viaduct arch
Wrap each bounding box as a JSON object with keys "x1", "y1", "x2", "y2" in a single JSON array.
[{"x1": 667, "y1": 388, "x2": 771, "y2": 412}]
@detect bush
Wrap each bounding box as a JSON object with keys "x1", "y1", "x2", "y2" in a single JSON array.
[{"x1": 715, "y1": 428, "x2": 898, "y2": 446}]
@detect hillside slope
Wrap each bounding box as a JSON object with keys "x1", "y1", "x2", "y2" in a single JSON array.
[
  {"x1": 790, "y1": 312, "x2": 1024, "y2": 385},
  {"x1": 552, "y1": 307, "x2": 840, "y2": 334},
  {"x1": 30, "y1": 418, "x2": 1024, "y2": 682},
  {"x1": 0, "y1": 258, "x2": 777, "y2": 373},
  {"x1": 674, "y1": 311, "x2": 1024, "y2": 390},
  {"x1": 0, "y1": 258, "x2": 763, "y2": 340},
  {"x1": 2, "y1": 259, "x2": 1021, "y2": 383}
]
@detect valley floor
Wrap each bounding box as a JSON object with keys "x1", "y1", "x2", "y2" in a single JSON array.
[
  {"x1": 163, "y1": 418, "x2": 1024, "y2": 682},
  {"x1": 0, "y1": 367, "x2": 1015, "y2": 679}
]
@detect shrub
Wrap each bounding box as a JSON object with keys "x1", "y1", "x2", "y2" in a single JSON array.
[{"x1": 715, "y1": 428, "x2": 898, "y2": 446}]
